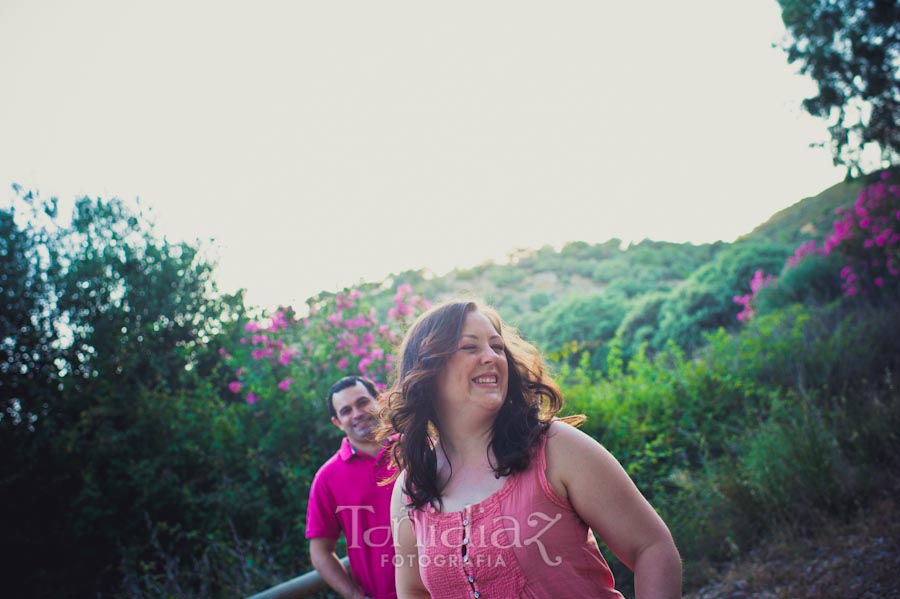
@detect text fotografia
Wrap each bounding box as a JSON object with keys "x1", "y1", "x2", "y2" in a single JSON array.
[
  {"x1": 336, "y1": 505, "x2": 564, "y2": 566},
  {"x1": 383, "y1": 553, "x2": 508, "y2": 568}
]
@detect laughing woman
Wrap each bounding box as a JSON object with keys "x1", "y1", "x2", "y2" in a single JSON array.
[{"x1": 382, "y1": 300, "x2": 681, "y2": 599}]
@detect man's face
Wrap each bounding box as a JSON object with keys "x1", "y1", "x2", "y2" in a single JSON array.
[{"x1": 330, "y1": 382, "x2": 379, "y2": 446}]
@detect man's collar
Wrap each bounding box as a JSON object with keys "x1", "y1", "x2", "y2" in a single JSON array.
[
  {"x1": 338, "y1": 437, "x2": 358, "y2": 461},
  {"x1": 339, "y1": 436, "x2": 392, "y2": 461}
]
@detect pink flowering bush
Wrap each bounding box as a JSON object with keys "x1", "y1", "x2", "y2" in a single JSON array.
[
  {"x1": 735, "y1": 170, "x2": 900, "y2": 321},
  {"x1": 221, "y1": 284, "x2": 430, "y2": 405},
  {"x1": 733, "y1": 270, "x2": 777, "y2": 322},
  {"x1": 826, "y1": 172, "x2": 900, "y2": 295}
]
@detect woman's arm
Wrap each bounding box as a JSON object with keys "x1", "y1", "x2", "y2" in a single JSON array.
[
  {"x1": 390, "y1": 471, "x2": 431, "y2": 599},
  {"x1": 546, "y1": 421, "x2": 682, "y2": 599}
]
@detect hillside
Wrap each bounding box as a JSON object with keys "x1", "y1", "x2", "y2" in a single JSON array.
[
  {"x1": 309, "y1": 170, "x2": 885, "y2": 367},
  {"x1": 686, "y1": 480, "x2": 900, "y2": 599},
  {"x1": 740, "y1": 172, "x2": 882, "y2": 246}
]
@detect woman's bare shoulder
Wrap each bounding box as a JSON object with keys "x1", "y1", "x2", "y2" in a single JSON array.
[{"x1": 546, "y1": 418, "x2": 597, "y2": 450}]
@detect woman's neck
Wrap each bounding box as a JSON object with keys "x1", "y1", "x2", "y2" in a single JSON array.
[
  {"x1": 436, "y1": 418, "x2": 494, "y2": 468},
  {"x1": 433, "y1": 418, "x2": 506, "y2": 511}
]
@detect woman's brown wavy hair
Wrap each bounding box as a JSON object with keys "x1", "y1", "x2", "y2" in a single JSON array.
[{"x1": 381, "y1": 299, "x2": 580, "y2": 510}]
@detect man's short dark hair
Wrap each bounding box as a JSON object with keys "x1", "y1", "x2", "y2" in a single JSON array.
[{"x1": 327, "y1": 375, "x2": 379, "y2": 419}]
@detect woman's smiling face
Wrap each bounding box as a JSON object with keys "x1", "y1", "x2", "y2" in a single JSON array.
[{"x1": 435, "y1": 310, "x2": 509, "y2": 416}]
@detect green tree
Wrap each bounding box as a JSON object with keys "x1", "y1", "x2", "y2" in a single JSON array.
[
  {"x1": 0, "y1": 191, "x2": 71, "y2": 598},
  {"x1": 0, "y1": 194, "x2": 60, "y2": 431},
  {"x1": 1, "y1": 188, "x2": 246, "y2": 597},
  {"x1": 52, "y1": 197, "x2": 245, "y2": 593},
  {"x1": 778, "y1": 0, "x2": 900, "y2": 174},
  {"x1": 614, "y1": 292, "x2": 669, "y2": 359},
  {"x1": 520, "y1": 293, "x2": 630, "y2": 370},
  {"x1": 653, "y1": 242, "x2": 791, "y2": 353}
]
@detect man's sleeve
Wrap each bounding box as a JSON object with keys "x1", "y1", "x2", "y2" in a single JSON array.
[{"x1": 306, "y1": 468, "x2": 341, "y2": 539}]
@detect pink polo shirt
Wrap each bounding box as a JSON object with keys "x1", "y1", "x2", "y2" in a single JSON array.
[{"x1": 306, "y1": 437, "x2": 397, "y2": 599}]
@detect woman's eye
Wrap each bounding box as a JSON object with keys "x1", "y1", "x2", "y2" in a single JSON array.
[
  {"x1": 491, "y1": 345, "x2": 505, "y2": 352},
  {"x1": 460, "y1": 345, "x2": 477, "y2": 351}
]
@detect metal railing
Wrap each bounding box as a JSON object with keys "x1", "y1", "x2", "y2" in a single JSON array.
[{"x1": 248, "y1": 557, "x2": 349, "y2": 599}]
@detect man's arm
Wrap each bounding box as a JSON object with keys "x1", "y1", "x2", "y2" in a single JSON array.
[{"x1": 309, "y1": 537, "x2": 368, "y2": 599}]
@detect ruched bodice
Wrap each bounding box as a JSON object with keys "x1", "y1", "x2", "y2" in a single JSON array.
[{"x1": 408, "y1": 434, "x2": 625, "y2": 599}]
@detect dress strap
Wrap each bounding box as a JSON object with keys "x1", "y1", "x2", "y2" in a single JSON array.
[{"x1": 534, "y1": 422, "x2": 573, "y2": 509}]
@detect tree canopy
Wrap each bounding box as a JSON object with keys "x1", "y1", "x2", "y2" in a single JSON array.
[{"x1": 777, "y1": 0, "x2": 899, "y2": 174}]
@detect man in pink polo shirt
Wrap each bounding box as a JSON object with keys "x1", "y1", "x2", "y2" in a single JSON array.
[{"x1": 307, "y1": 376, "x2": 397, "y2": 599}]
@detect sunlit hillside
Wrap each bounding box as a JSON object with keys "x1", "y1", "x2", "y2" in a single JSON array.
[{"x1": 311, "y1": 169, "x2": 888, "y2": 369}]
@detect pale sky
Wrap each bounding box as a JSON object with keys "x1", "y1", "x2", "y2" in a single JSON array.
[{"x1": 0, "y1": 1, "x2": 847, "y2": 310}]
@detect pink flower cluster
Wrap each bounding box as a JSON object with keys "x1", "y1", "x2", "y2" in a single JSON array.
[
  {"x1": 735, "y1": 170, "x2": 899, "y2": 321},
  {"x1": 308, "y1": 289, "x2": 410, "y2": 380},
  {"x1": 221, "y1": 285, "x2": 429, "y2": 405},
  {"x1": 227, "y1": 309, "x2": 300, "y2": 402},
  {"x1": 822, "y1": 173, "x2": 900, "y2": 296},
  {"x1": 242, "y1": 309, "x2": 292, "y2": 334},
  {"x1": 785, "y1": 240, "x2": 820, "y2": 268},
  {"x1": 388, "y1": 284, "x2": 431, "y2": 321},
  {"x1": 333, "y1": 317, "x2": 393, "y2": 378},
  {"x1": 733, "y1": 269, "x2": 776, "y2": 322},
  {"x1": 784, "y1": 173, "x2": 899, "y2": 283}
]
